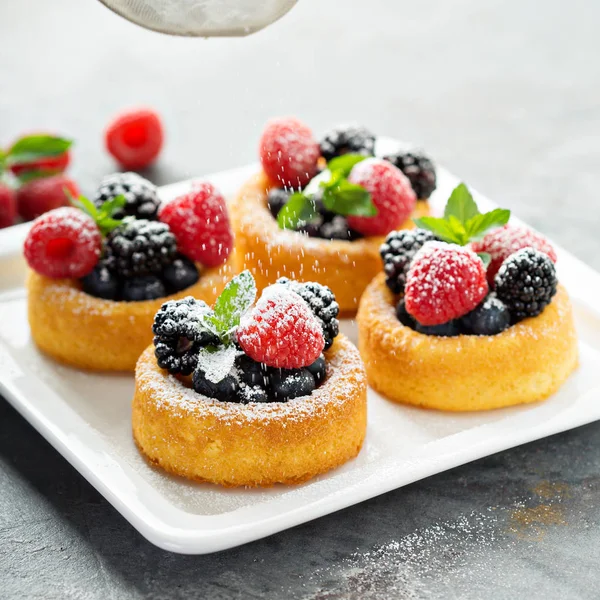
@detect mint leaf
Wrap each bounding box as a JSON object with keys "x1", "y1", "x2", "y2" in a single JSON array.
[
  {"x1": 477, "y1": 252, "x2": 492, "y2": 268},
  {"x1": 97, "y1": 194, "x2": 126, "y2": 220},
  {"x1": 14, "y1": 169, "x2": 49, "y2": 185},
  {"x1": 327, "y1": 153, "x2": 368, "y2": 178},
  {"x1": 70, "y1": 194, "x2": 125, "y2": 236},
  {"x1": 0, "y1": 149, "x2": 6, "y2": 175},
  {"x1": 322, "y1": 180, "x2": 376, "y2": 217},
  {"x1": 70, "y1": 194, "x2": 97, "y2": 218},
  {"x1": 444, "y1": 183, "x2": 480, "y2": 223},
  {"x1": 210, "y1": 270, "x2": 256, "y2": 338},
  {"x1": 196, "y1": 344, "x2": 237, "y2": 384},
  {"x1": 277, "y1": 192, "x2": 318, "y2": 230},
  {"x1": 414, "y1": 216, "x2": 464, "y2": 245},
  {"x1": 7, "y1": 135, "x2": 72, "y2": 165},
  {"x1": 465, "y1": 208, "x2": 510, "y2": 240}
]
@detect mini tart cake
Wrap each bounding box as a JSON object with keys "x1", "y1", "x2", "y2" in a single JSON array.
[
  {"x1": 23, "y1": 174, "x2": 235, "y2": 372},
  {"x1": 358, "y1": 184, "x2": 578, "y2": 411},
  {"x1": 132, "y1": 272, "x2": 367, "y2": 486},
  {"x1": 232, "y1": 119, "x2": 436, "y2": 315},
  {"x1": 358, "y1": 274, "x2": 578, "y2": 411}
]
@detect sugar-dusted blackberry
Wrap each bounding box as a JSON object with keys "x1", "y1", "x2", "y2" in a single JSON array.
[
  {"x1": 104, "y1": 219, "x2": 177, "y2": 278},
  {"x1": 269, "y1": 368, "x2": 315, "y2": 401},
  {"x1": 93, "y1": 172, "x2": 160, "y2": 220},
  {"x1": 81, "y1": 262, "x2": 120, "y2": 300},
  {"x1": 380, "y1": 229, "x2": 438, "y2": 293},
  {"x1": 461, "y1": 294, "x2": 510, "y2": 335},
  {"x1": 152, "y1": 297, "x2": 218, "y2": 375},
  {"x1": 162, "y1": 255, "x2": 199, "y2": 294},
  {"x1": 383, "y1": 151, "x2": 437, "y2": 200},
  {"x1": 320, "y1": 125, "x2": 376, "y2": 161},
  {"x1": 277, "y1": 278, "x2": 340, "y2": 350},
  {"x1": 494, "y1": 247, "x2": 557, "y2": 321},
  {"x1": 267, "y1": 187, "x2": 291, "y2": 218}
]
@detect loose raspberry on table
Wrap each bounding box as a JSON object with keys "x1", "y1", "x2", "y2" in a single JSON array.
[
  {"x1": 17, "y1": 175, "x2": 79, "y2": 221},
  {"x1": 236, "y1": 285, "x2": 325, "y2": 369},
  {"x1": 259, "y1": 117, "x2": 320, "y2": 188},
  {"x1": 24, "y1": 207, "x2": 102, "y2": 279},
  {"x1": 405, "y1": 242, "x2": 488, "y2": 326},
  {"x1": 0, "y1": 184, "x2": 17, "y2": 228},
  {"x1": 471, "y1": 223, "x2": 557, "y2": 284},
  {"x1": 346, "y1": 158, "x2": 416, "y2": 236},
  {"x1": 159, "y1": 181, "x2": 233, "y2": 267}
]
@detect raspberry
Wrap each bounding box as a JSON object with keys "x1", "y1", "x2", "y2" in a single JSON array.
[
  {"x1": 346, "y1": 158, "x2": 416, "y2": 236},
  {"x1": 10, "y1": 152, "x2": 70, "y2": 177},
  {"x1": 405, "y1": 242, "x2": 488, "y2": 326},
  {"x1": 471, "y1": 224, "x2": 557, "y2": 284},
  {"x1": 259, "y1": 117, "x2": 320, "y2": 188},
  {"x1": 0, "y1": 184, "x2": 17, "y2": 228},
  {"x1": 159, "y1": 181, "x2": 233, "y2": 267},
  {"x1": 16, "y1": 175, "x2": 79, "y2": 221},
  {"x1": 237, "y1": 285, "x2": 325, "y2": 369},
  {"x1": 24, "y1": 207, "x2": 102, "y2": 279},
  {"x1": 105, "y1": 107, "x2": 164, "y2": 169}
]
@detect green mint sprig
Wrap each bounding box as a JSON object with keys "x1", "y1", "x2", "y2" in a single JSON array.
[
  {"x1": 277, "y1": 153, "x2": 377, "y2": 230},
  {"x1": 70, "y1": 193, "x2": 126, "y2": 236},
  {"x1": 6, "y1": 135, "x2": 72, "y2": 166},
  {"x1": 196, "y1": 270, "x2": 257, "y2": 383},
  {"x1": 414, "y1": 183, "x2": 510, "y2": 246}
]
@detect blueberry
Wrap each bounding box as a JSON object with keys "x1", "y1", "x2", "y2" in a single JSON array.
[
  {"x1": 192, "y1": 369, "x2": 239, "y2": 402},
  {"x1": 396, "y1": 299, "x2": 415, "y2": 327},
  {"x1": 162, "y1": 255, "x2": 199, "y2": 293},
  {"x1": 269, "y1": 368, "x2": 315, "y2": 401},
  {"x1": 239, "y1": 385, "x2": 269, "y2": 404},
  {"x1": 306, "y1": 355, "x2": 326, "y2": 385},
  {"x1": 461, "y1": 294, "x2": 511, "y2": 335},
  {"x1": 235, "y1": 354, "x2": 270, "y2": 388},
  {"x1": 297, "y1": 218, "x2": 324, "y2": 237},
  {"x1": 414, "y1": 320, "x2": 461, "y2": 337},
  {"x1": 267, "y1": 188, "x2": 291, "y2": 218},
  {"x1": 121, "y1": 275, "x2": 166, "y2": 301},
  {"x1": 81, "y1": 264, "x2": 120, "y2": 300},
  {"x1": 319, "y1": 216, "x2": 356, "y2": 240}
]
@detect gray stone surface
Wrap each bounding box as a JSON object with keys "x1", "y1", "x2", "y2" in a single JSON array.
[{"x1": 1, "y1": 0, "x2": 600, "y2": 597}]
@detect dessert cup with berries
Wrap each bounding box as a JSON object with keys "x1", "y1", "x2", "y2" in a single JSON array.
[
  {"x1": 132, "y1": 271, "x2": 367, "y2": 487},
  {"x1": 24, "y1": 174, "x2": 237, "y2": 372},
  {"x1": 357, "y1": 183, "x2": 578, "y2": 411},
  {"x1": 231, "y1": 118, "x2": 434, "y2": 315}
]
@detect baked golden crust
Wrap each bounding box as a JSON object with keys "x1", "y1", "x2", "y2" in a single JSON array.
[
  {"x1": 132, "y1": 334, "x2": 367, "y2": 487},
  {"x1": 357, "y1": 273, "x2": 578, "y2": 411},
  {"x1": 27, "y1": 258, "x2": 237, "y2": 372},
  {"x1": 231, "y1": 172, "x2": 429, "y2": 316}
]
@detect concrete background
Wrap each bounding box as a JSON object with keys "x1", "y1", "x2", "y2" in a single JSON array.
[{"x1": 1, "y1": 0, "x2": 599, "y2": 597}]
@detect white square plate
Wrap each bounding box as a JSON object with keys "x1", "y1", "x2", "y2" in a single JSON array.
[{"x1": 1, "y1": 159, "x2": 600, "y2": 554}]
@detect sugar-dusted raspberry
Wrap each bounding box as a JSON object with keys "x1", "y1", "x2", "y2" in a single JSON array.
[
  {"x1": 237, "y1": 284, "x2": 325, "y2": 369},
  {"x1": 471, "y1": 224, "x2": 557, "y2": 283},
  {"x1": 259, "y1": 117, "x2": 320, "y2": 188},
  {"x1": 405, "y1": 242, "x2": 488, "y2": 326},
  {"x1": 24, "y1": 207, "x2": 102, "y2": 279},
  {"x1": 159, "y1": 181, "x2": 233, "y2": 267},
  {"x1": 347, "y1": 158, "x2": 416, "y2": 236}
]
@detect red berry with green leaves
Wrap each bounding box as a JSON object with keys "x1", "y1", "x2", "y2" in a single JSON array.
[
  {"x1": 0, "y1": 184, "x2": 17, "y2": 228},
  {"x1": 471, "y1": 224, "x2": 557, "y2": 284},
  {"x1": 237, "y1": 285, "x2": 325, "y2": 369},
  {"x1": 405, "y1": 242, "x2": 488, "y2": 326},
  {"x1": 7, "y1": 134, "x2": 72, "y2": 177},
  {"x1": 347, "y1": 158, "x2": 416, "y2": 236},
  {"x1": 24, "y1": 207, "x2": 102, "y2": 279},
  {"x1": 159, "y1": 181, "x2": 233, "y2": 267},
  {"x1": 259, "y1": 117, "x2": 320, "y2": 188},
  {"x1": 17, "y1": 175, "x2": 79, "y2": 221},
  {"x1": 10, "y1": 152, "x2": 70, "y2": 177},
  {"x1": 105, "y1": 107, "x2": 164, "y2": 169}
]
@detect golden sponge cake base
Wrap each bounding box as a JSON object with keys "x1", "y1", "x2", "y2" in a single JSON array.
[
  {"x1": 357, "y1": 273, "x2": 578, "y2": 411},
  {"x1": 231, "y1": 172, "x2": 429, "y2": 316},
  {"x1": 27, "y1": 258, "x2": 237, "y2": 372},
  {"x1": 132, "y1": 334, "x2": 367, "y2": 487}
]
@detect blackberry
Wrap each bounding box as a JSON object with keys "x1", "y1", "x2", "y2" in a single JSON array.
[
  {"x1": 380, "y1": 229, "x2": 438, "y2": 293},
  {"x1": 318, "y1": 216, "x2": 362, "y2": 241},
  {"x1": 162, "y1": 255, "x2": 199, "y2": 294},
  {"x1": 81, "y1": 263, "x2": 120, "y2": 300},
  {"x1": 383, "y1": 151, "x2": 437, "y2": 200},
  {"x1": 104, "y1": 219, "x2": 177, "y2": 278},
  {"x1": 122, "y1": 275, "x2": 165, "y2": 301},
  {"x1": 461, "y1": 294, "x2": 510, "y2": 335},
  {"x1": 152, "y1": 297, "x2": 218, "y2": 375},
  {"x1": 320, "y1": 125, "x2": 376, "y2": 161},
  {"x1": 494, "y1": 248, "x2": 557, "y2": 321},
  {"x1": 93, "y1": 172, "x2": 160, "y2": 220},
  {"x1": 267, "y1": 187, "x2": 291, "y2": 218},
  {"x1": 277, "y1": 278, "x2": 340, "y2": 350},
  {"x1": 269, "y1": 368, "x2": 315, "y2": 401}
]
